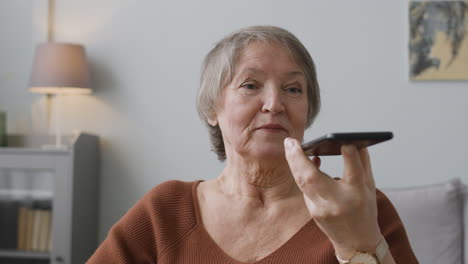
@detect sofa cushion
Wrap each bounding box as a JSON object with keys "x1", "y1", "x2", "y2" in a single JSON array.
[{"x1": 382, "y1": 179, "x2": 463, "y2": 264}]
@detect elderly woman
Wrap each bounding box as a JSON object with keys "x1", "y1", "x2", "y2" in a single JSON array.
[{"x1": 88, "y1": 26, "x2": 418, "y2": 264}]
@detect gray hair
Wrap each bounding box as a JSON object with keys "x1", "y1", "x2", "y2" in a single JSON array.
[{"x1": 196, "y1": 25, "x2": 321, "y2": 161}]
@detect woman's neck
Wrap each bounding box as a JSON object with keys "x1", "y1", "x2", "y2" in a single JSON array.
[{"x1": 215, "y1": 154, "x2": 302, "y2": 208}]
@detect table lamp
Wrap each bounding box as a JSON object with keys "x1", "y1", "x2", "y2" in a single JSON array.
[{"x1": 29, "y1": 43, "x2": 91, "y2": 149}]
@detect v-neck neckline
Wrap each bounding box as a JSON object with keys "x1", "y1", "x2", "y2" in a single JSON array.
[{"x1": 191, "y1": 180, "x2": 315, "y2": 264}]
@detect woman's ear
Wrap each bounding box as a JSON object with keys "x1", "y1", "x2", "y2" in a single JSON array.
[
  {"x1": 207, "y1": 108, "x2": 219, "y2": 126},
  {"x1": 207, "y1": 116, "x2": 218, "y2": 126}
]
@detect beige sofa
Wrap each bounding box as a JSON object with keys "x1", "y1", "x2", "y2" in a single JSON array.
[{"x1": 383, "y1": 178, "x2": 466, "y2": 264}]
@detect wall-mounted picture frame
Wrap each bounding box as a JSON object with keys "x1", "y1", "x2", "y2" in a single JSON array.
[{"x1": 409, "y1": 1, "x2": 468, "y2": 80}]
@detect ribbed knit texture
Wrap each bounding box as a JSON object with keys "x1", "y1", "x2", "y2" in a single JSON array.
[{"x1": 87, "y1": 180, "x2": 419, "y2": 264}]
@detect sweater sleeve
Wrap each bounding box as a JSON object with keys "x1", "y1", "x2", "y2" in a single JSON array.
[
  {"x1": 86, "y1": 180, "x2": 197, "y2": 264},
  {"x1": 376, "y1": 189, "x2": 419, "y2": 264},
  {"x1": 86, "y1": 189, "x2": 159, "y2": 264}
]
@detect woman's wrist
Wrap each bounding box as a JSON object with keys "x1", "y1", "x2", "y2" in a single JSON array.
[{"x1": 332, "y1": 234, "x2": 385, "y2": 261}]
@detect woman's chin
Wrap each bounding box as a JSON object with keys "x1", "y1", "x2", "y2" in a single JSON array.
[{"x1": 250, "y1": 147, "x2": 286, "y2": 160}]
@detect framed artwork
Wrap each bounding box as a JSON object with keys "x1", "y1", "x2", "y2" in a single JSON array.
[{"x1": 409, "y1": 1, "x2": 468, "y2": 80}]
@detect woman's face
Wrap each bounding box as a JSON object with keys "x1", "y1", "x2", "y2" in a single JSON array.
[{"x1": 213, "y1": 42, "x2": 310, "y2": 160}]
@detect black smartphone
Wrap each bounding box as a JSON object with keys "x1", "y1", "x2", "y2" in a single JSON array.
[{"x1": 301, "y1": 132, "x2": 393, "y2": 156}]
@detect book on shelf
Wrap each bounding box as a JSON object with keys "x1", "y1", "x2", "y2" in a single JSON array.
[
  {"x1": 17, "y1": 206, "x2": 27, "y2": 250},
  {"x1": 31, "y1": 208, "x2": 41, "y2": 251},
  {"x1": 38, "y1": 209, "x2": 51, "y2": 252},
  {"x1": 0, "y1": 196, "x2": 52, "y2": 253},
  {"x1": 24, "y1": 205, "x2": 34, "y2": 251}
]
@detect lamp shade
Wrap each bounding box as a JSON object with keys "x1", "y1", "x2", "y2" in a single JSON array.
[{"x1": 29, "y1": 43, "x2": 91, "y2": 94}]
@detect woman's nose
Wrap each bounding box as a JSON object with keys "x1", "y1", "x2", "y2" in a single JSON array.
[{"x1": 261, "y1": 88, "x2": 285, "y2": 114}]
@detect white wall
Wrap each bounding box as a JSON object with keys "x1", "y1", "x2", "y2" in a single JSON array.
[
  {"x1": 1, "y1": 0, "x2": 467, "y2": 241},
  {"x1": 0, "y1": 1, "x2": 36, "y2": 133}
]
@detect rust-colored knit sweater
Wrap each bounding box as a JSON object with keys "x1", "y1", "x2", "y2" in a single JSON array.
[{"x1": 87, "y1": 180, "x2": 419, "y2": 264}]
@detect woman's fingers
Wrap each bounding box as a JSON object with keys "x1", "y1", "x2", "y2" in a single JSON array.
[
  {"x1": 342, "y1": 145, "x2": 376, "y2": 188},
  {"x1": 359, "y1": 147, "x2": 375, "y2": 187},
  {"x1": 341, "y1": 145, "x2": 366, "y2": 185},
  {"x1": 284, "y1": 138, "x2": 333, "y2": 196},
  {"x1": 285, "y1": 140, "x2": 381, "y2": 254}
]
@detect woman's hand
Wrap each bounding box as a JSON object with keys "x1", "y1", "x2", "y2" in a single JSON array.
[{"x1": 284, "y1": 137, "x2": 383, "y2": 260}]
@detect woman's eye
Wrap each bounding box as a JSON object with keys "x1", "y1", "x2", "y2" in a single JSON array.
[
  {"x1": 285, "y1": 87, "x2": 302, "y2": 94},
  {"x1": 241, "y1": 83, "x2": 257, "y2": 90}
]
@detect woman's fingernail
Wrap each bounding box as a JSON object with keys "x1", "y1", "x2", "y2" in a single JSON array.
[
  {"x1": 344, "y1": 145, "x2": 356, "y2": 154},
  {"x1": 285, "y1": 138, "x2": 294, "y2": 149},
  {"x1": 313, "y1": 156, "x2": 321, "y2": 167}
]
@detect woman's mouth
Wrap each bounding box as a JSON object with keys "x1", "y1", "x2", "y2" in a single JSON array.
[{"x1": 257, "y1": 124, "x2": 287, "y2": 133}]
